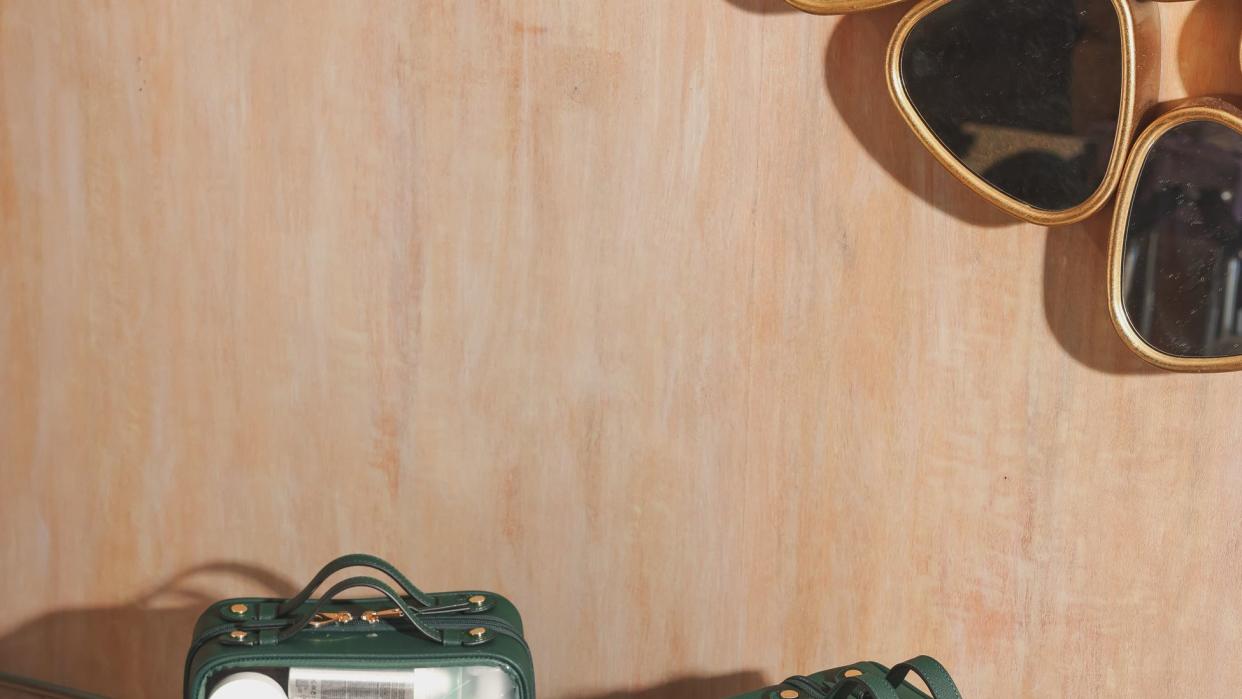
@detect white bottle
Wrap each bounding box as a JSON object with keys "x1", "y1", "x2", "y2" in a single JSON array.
[{"x1": 208, "y1": 672, "x2": 289, "y2": 699}]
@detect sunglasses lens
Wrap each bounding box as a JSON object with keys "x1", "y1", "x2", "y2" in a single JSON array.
[
  {"x1": 899, "y1": 0, "x2": 1122, "y2": 212},
  {"x1": 1122, "y1": 120, "x2": 1242, "y2": 359}
]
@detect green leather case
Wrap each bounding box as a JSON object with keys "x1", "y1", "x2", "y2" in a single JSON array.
[
  {"x1": 728, "y1": 656, "x2": 960, "y2": 699},
  {"x1": 184, "y1": 554, "x2": 535, "y2": 699}
]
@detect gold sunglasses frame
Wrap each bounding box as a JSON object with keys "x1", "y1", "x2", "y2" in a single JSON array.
[
  {"x1": 885, "y1": 0, "x2": 1162, "y2": 226},
  {"x1": 1107, "y1": 99, "x2": 1242, "y2": 373},
  {"x1": 783, "y1": 0, "x2": 1194, "y2": 14},
  {"x1": 785, "y1": 0, "x2": 1237, "y2": 372},
  {"x1": 783, "y1": 0, "x2": 908, "y2": 13}
]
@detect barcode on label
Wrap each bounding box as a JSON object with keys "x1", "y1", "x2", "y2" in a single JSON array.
[
  {"x1": 288, "y1": 669, "x2": 415, "y2": 699},
  {"x1": 286, "y1": 666, "x2": 515, "y2": 699},
  {"x1": 289, "y1": 679, "x2": 414, "y2": 699}
]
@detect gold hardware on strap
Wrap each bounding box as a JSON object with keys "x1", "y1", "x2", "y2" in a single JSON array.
[
  {"x1": 229, "y1": 603, "x2": 249, "y2": 615},
  {"x1": 229, "y1": 630, "x2": 249, "y2": 641},
  {"x1": 843, "y1": 669, "x2": 862, "y2": 678},
  {"x1": 468, "y1": 627, "x2": 487, "y2": 641},
  {"x1": 779, "y1": 690, "x2": 799, "y2": 699},
  {"x1": 308, "y1": 611, "x2": 354, "y2": 629},
  {"x1": 361, "y1": 607, "x2": 405, "y2": 624},
  {"x1": 468, "y1": 594, "x2": 486, "y2": 608}
]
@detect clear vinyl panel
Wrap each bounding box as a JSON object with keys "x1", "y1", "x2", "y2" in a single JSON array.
[{"x1": 206, "y1": 665, "x2": 519, "y2": 699}]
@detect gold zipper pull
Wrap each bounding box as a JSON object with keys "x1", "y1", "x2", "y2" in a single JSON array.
[
  {"x1": 308, "y1": 611, "x2": 354, "y2": 629},
  {"x1": 361, "y1": 607, "x2": 405, "y2": 624}
]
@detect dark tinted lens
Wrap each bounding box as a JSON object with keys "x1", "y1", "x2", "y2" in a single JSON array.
[
  {"x1": 1122, "y1": 120, "x2": 1242, "y2": 359},
  {"x1": 900, "y1": 0, "x2": 1123, "y2": 212}
]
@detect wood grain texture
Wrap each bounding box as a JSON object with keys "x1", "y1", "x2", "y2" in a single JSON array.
[{"x1": 2, "y1": 1, "x2": 1242, "y2": 697}]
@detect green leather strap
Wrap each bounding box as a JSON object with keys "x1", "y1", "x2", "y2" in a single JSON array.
[
  {"x1": 182, "y1": 617, "x2": 292, "y2": 698},
  {"x1": 277, "y1": 575, "x2": 444, "y2": 644},
  {"x1": 276, "y1": 554, "x2": 434, "y2": 617},
  {"x1": 0, "y1": 672, "x2": 111, "y2": 699},
  {"x1": 780, "y1": 675, "x2": 828, "y2": 699},
  {"x1": 885, "y1": 656, "x2": 961, "y2": 699},
  {"x1": 824, "y1": 672, "x2": 901, "y2": 699}
]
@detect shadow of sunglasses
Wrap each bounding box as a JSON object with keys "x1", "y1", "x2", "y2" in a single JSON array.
[
  {"x1": 791, "y1": 0, "x2": 1190, "y2": 226},
  {"x1": 791, "y1": 0, "x2": 1242, "y2": 372}
]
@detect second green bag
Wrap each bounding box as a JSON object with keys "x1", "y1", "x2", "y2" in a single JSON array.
[{"x1": 728, "y1": 655, "x2": 959, "y2": 699}]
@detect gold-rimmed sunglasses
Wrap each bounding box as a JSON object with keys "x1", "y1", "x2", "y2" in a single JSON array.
[
  {"x1": 789, "y1": 0, "x2": 1242, "y2": 372},
  {"x1": 1108, "y1": 99, "x2": 1242, "y2": 372}
]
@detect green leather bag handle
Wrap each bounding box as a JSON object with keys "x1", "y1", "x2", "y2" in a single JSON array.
[
  {"x1": 885, "y1": 656, "x2": 962, "y2": 699},
  {"x1": 277, "y1": 575, "x2": 444, "y2": 644},
  {"x1": 824, "y1": 672, "x2": 901, "y2": 699},
  {"x1": 276, "y1": 553, "x2": 435, "y2": 617},
  {"x1": 0, "y1": 672, "x2": 110, "y2": 699}
]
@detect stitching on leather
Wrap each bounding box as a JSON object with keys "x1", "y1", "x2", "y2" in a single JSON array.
[{"x1": 894, "y1": 657, "x2": 961, "y2": 699}]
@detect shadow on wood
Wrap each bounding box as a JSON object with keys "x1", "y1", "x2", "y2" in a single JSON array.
[
  {"x1": 569, "y1": 671, "x2": 768, "y2": 699},
  {"x1": 1041, "y1": 209, "x2": 1159, "y2": 375},
  {"x1": 721, "y1": 0, "x2": 797, "y2": 14},
  {"x1": 823, "y1": 6, "x2": 1018, "y2": 228},
  {"x1": 0, "y1": 562, "x2": 297, "y2": 699}
]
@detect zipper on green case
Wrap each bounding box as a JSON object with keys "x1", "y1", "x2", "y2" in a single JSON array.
[
  {"x1": 187, "y1": 604, "x2": 534, "y2": 699},
  {"x1": 188, "y1": 618, "x2": 532, "y2": 690},
  {"x1": 300, "y1": 605, "x2": 529, "y2": 653}
]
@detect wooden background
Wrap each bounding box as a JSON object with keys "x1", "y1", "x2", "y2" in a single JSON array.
[{"x1": 3, "y1": 1, "x2": 1242, "y2": 697}]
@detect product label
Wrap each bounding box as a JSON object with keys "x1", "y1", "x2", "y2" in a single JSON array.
[{"x1": 288, "y1": 669, "x2": 415, "y2": 699}]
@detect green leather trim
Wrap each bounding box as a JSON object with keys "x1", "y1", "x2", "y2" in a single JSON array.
[
  {"x1": 728, "y1": 659, "x2": 953, "y2": 699},
  {"x1": 779, "y1": 675, "x2": 828, "y2": 699},
  {"x1": 885, "y1": 656, "x2": 961, "y2": 699},
  {"x1": 825, "y1": 672, "x2": 900, "y2": 699}
]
